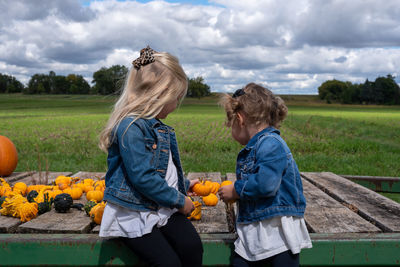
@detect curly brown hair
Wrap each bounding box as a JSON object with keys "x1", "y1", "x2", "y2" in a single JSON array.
[{"x1": 220, "y1": 83, "x2": 288, "y2": 128}]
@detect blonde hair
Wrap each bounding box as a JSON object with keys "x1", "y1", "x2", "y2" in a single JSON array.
[
  {"x1": 220, "y1": 82, "x2": 288, "y2": 128},
  {"x1": 99, "y1": 51, "x2": 187, "y2": 152}
]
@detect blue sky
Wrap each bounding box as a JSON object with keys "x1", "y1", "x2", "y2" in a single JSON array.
[{"x1": 1, "y1": 0, "x2": 400, "y2": 94}]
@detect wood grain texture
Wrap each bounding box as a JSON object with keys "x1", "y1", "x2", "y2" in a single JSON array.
[
  {"x1": 18, "y1": 208, "x2": 92, "y2": 233},
  {"x1": 302, "y1": 172, "x2": 400, "y2": 232},
  {"x1": 302, "y1": 178, "x2": 380, "y2": 233}
]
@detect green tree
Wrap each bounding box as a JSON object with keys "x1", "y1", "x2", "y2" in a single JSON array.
[
  {"x1": 360, "y1": 79, "x2": 374, "y2": 104},
  {"x1": 318, "y1": 79, "x2": 348, "y2": 103},
  {"x1": 27, "y1": 74, "x2": 51, "y2": 94},
  {"x1": 373, "y1": 75, "x2": 400, "y2": 105},
  {"x1": 66, "y1": 74, "x2": 90, "y2": 94},
  {"x1": 53, "y1": 75, "x2": 70, "y2": 94},
  {"x1": 0, "y1": 73, "x2": 24, "y2": 93},
  {"x1": 187, "y1": 77, "x2": 211, "y2": 98},
  {"x1": 92, "y1": 65, "x2": 128, "y2": 95}
]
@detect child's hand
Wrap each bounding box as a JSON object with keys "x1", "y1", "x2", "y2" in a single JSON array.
[
  {"x1": 178, "y1": 197, "x2": 195, "y2": 216},
  {"x1": 218, "y1": 184, "x2": 239, "y2": 203},
  {"x1": 187, "y1": 179, "x2": 200, "y2": 196}
]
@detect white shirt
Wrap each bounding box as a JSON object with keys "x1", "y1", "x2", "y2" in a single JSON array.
[
  {"x1": 99, "y1": 151, "x2": 178, "y2": 238},
  {"x1": 235, "y1": 216, "x2": 312, "y2": 261}
]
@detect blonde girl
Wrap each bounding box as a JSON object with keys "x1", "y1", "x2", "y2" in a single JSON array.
[
  {"x1": 218, "y1": 83, "x2": 312, "y2": 267},
  {"x1": 99, "y1": 46, "x2": 203, "y2": 267}
]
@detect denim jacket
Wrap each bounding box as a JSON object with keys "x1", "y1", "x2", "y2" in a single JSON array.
[
  {"x1": 234, "y1": 127, "x2": 306, "y2": 224},
  {"x1": 103, "y1": 117, "x2": 190, "y2": 211}
]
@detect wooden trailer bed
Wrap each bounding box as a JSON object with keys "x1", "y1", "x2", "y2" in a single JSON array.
[{"x1": 1, "y1": 171, "x2": 399, "y2": 266}]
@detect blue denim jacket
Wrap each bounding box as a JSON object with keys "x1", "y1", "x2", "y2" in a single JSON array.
[
  {"x1": 103, "y1": 117, "x2": 190, "y2": 211},
  {"x1": 234, "y1": 127, "x2": 306, "y2": 224}
]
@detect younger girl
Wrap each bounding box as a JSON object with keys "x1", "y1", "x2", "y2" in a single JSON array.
[
  {"x1": 218, "y1": 83, "x2": 312, "y2": 267},
  {"x1": 98, "y1": 46, "x2": 203, "y2": 267}
]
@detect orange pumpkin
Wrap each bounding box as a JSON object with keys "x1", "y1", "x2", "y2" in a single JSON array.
[
  {"x1": 0, "y1": 136, "x2": 18, "y2": 176},
  {"x1": 86, "y1": 188, "x2": 103, "y2": 202},
  {"x1": 13, "y1": 182, "x2": 27, "y2": 196},
  {"x1": 72, "y1": 183, "x2": 86, "y2": 191},
  {"x1": 220, "y1": 180, "x2": 233, "y2": 187},
  {"x1": 210, "y1": 182, "x2": 220, "y2": 194},
  {"x1": 83, "y1": 179, "x2": 94, "y2": 186},
  {"x1": 89, "y1": 202, "x2": 106, "y2": 224},
  {"x1": 202, "y1": 193, "x2": 219, "y2": 206},
  {"x1": 52, "y1": 189, "x2": 64, "y2": 197},
  {"x1": 63, "y1": 187, "x2": 83, "y2": 200},
  {"x1": 83, "y1": 184, "x2": 94, "y2": 193},
  {"x1": 55, "y1": 176, "x2": 71, "y2": 186},
  {"x1": 192, "y1": 181, "x2": 212, "y2": 196}
]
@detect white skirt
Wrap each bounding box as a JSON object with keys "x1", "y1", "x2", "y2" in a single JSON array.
[
  {"x1": 99, "y1": 202, "x2": 177, "y2": 238},
  {"x1": 234, "y1": 216, "x2": 312, "y2": 261}
]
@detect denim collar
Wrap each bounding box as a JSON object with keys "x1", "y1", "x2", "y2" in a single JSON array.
[
  {"x1": 245, "y1": 126, "x2": 280, "y2": 149},
  {"x1": 148, "y1": 117, "x2": 162, "y2": 128},
  {"x1": 147, "y1": 117, "x2": 175, "y2": 131}
]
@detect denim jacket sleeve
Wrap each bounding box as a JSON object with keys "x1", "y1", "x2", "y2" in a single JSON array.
[
  {"x1": 184, "y1": 177, "x2": 191, "y2": 192},
  {"x1": 117, "y1": 121, "x2": 186, "y2": 209},
  {"x1": 234, "y1": 136, "x2": 287, "y2": 200}
]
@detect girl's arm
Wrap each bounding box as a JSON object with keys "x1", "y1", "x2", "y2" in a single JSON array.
[
  {"x1": 118, "y1": 122, "x2": 186, "y2": 209},
  {"x1": 234, "y1": 137, "x2": 287, "y2": 200}
]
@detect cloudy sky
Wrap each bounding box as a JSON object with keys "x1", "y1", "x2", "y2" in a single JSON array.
[{"x1": 1, "y1": 0, "x2": 400, "y2": 94}]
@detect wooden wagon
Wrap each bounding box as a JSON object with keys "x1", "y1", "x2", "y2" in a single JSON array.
[{"x1": 1, "y1": 171, "x2": 399, "y2": 266}]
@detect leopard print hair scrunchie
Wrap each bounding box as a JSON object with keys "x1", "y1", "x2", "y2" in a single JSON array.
[{"x1": 132, "y1": 46, "x2": 157, "y2": 70}]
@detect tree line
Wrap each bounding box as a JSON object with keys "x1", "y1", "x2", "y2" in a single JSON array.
[
  {"x1": 318, "y1": 74, "x2": 400, "y2": 105},
  {"x1": 0, "y1": 65, "x2": 210, "y2": 98}
]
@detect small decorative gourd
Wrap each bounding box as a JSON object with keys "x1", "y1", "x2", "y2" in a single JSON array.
[
  {"x1": 37, "y1": 192, "x2": 53, "y2": 215},
  {"x1": 89, "y1": 202, "x2": 106, "y2": 224},
  {"x1": 84, "y1": 200, "x2": 97, "y2": 215},
  {"x1": 54, "y1": 193, "x2": 73, "y2": 213},
  {"x1": 187, "y1": 200, "x2": 202, "y2": 220},
  {"x1": 192, "y1": 181, "x2": 212, "y2": 196},
  {"x1": 27, "y1": 190, "x2": 39, "y2": 203},
  {"x1": 86, "y1": 186, "x2": 103, "y2": 202},
  {"x1": 220, "y1": 180, "x2": 233, "y2": 187},
  {"x1": 0, "y1": 196, "x2": 6, "y2": 206},
  {"x1": 13, "y1": 182, "x2": 27, "y2": 195},
  {"x1": 202, "y1": 193, "x2": 219, "y2": 206},
  {"x1": 210, "y1": 182, "x2": 220, "y2": 194},
  {"x1": 63, "y1": 187, "x2": 83, "y2": 200}
]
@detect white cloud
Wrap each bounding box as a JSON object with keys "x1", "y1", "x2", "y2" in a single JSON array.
[{"x1": 0, "y1": 0, "x2": 399, "y2": 94}]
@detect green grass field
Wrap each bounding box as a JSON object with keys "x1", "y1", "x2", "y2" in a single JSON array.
[{"x1": 1, "y1": 93, "x2": 399, "y2": 179}]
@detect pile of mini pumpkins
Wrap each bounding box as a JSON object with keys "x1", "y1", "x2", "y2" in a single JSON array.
[
  {"x1": 187, "y1": 179, "x2": 233, "y2": 221},
  {"x1": 0, "y1": 175, "x2": 106, "y2": 224}
]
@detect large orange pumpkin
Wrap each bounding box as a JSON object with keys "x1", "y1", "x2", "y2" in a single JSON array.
[{"x1": 0, "y1": 136, "x2": 18, "y2": 176}]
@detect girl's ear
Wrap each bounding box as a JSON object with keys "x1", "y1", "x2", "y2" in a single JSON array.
[{"x1": 237, "y1": 112, "x2": 245, "y2": 127}]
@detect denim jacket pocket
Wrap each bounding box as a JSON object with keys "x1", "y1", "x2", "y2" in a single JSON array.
[{"x1": 238, "y1": 156, "x2": 255, "y2": 179}]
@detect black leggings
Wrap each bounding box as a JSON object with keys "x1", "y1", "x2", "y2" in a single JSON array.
[
  {"x1": 122, "y1": 212, "x2": 203, "y2": 267},
  {"x1": 232, "y1": 250, "x2": 299, "y2": 267}
]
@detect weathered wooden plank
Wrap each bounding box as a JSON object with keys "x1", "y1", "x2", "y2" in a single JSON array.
[
  {"x1": 187, "y1": 172, "x2": 229, "y2": 233},
  {"x1": 1, "y1": 172, "x2": 35, "y2": 183},
  {"x1": 0, "y1": 216, "x2": 22, "y2": 233},
  {"x1": 302, "y1": 172, "x2": 400, "y2": 232},
  {"x1": 71, "y1": 172, "x2": 106, "y2": 180},
  {"x1": 226, "y1": 173, "x2": 237, "y2": 232},
  {"x1": 302, "y1": 178, "x2": 380, "y2": 233},
  {"x1": 341, "y1": 174, "x2": 400, "y2": 193},
  {"x1": 9, "y1": 172, "x2": 73, "y2": 186},
  {"x1": 18, "y1": 208, "x2": 92, "y2": 233},
  {"x1": 92, "y1": 224, "x2": 100, "y2": 234}
]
